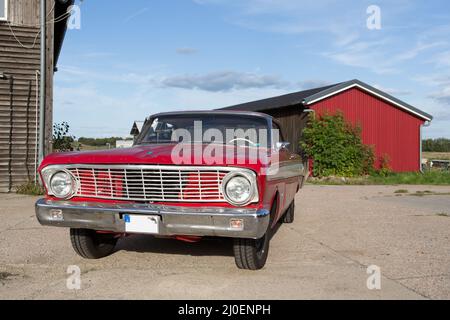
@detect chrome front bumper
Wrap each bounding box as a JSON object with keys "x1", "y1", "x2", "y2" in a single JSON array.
[{"x1": 35, "y1": 199, "x2": 270, "y2": 239}]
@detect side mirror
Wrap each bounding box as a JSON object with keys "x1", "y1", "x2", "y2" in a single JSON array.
[{"x1": 276, "y1": 142, "x2": 290, "y2": 151}]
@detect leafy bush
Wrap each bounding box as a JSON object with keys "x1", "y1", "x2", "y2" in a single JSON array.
[
  {"x1": 377, "y1": 154, "x2": 392, "y2": 177},
  {"x1": 53, "y1": 122, "x2": 75, "y2": 152},
  {"x1": 16, "y1": 182, "x2": 45, "y2": 196},
  {"x1": 301, "y1": 112, "x2": 375, "y2": 177}
]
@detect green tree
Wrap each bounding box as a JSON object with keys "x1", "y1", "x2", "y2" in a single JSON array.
[
  {"x1": 422, "y1": 138, "x2": 450, "y2": 152},
  {"x1": 300, "y1": 112, "x2": 375, "y2": 177},
  {"x1": 78, "y1": 137, "x2": 122, "y2": 147},
  {"x1": 53, "y1": 122, "x2": 75, "y2": 152}
]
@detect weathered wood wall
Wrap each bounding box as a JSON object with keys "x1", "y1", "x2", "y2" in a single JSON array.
[
  {"x1": 0, "y1": 0, "x2": 54, "y2": 192},
  {"x1": 264, "y1": 106, "x2": 309, "y2": 156},
  {"x1": 7, "y1": 0, "x2": 40, "y2": 26}
]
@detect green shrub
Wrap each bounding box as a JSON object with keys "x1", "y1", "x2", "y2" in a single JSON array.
[
  {"x1": 300, "y1": 112, "x2": 375, "y2": 177},
  {"x1": 16, "y1": 182, "x2": 45, "y2": 196}
]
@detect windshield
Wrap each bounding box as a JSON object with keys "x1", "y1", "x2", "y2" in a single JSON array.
[{"x1": 137, "y1": 114, "x2": 270, "y2": 147}]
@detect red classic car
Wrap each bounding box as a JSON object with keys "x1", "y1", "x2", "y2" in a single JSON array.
[{"x1": 36, "y1": 111, "x2": 306, "y2": 270}]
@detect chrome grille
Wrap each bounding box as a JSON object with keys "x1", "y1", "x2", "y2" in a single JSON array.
[{"x1": 67, "y1": 165, "x2": 233, "y2": 202}]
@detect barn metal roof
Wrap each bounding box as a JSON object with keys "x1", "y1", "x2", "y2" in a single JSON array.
[
  {"x1": 220, "y1": 83, "x2": 340, "y2": 112},
  {"x1": 130, "y1": 121, "x2": 145, "y2": 135},
  {"x1": 221, "y1": 79, "x2": 433, "y2": 121}
]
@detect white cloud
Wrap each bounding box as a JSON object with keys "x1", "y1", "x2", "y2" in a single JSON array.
[
  {"x1": 123, "y1": 8, "x2": 149, "y2": 23},
  {"x1": 429, "y1": 83, "x2": 450, "y2": 105},
  {"x1": 176, "y1": 47, "x2": 198, "y2": 55},
  {"x1": 324, "y1": 39, "x2": 399, "y2": 74},
  {"x1": 372, "y1": 84, "x2": 411, "y2": 96},
  {"x1": 433, "y1": 50, "x2": 450, "y2": 67},
  {"x1": 298, "y1": 80, "x2": 332, "y2": 90},
  {"x1": 395, "y1": 41, "x2": 447, "y2": 61},
  {"x1": 161, "y1": 71, "x2": 288, "y2": 91},
  {"x1": 54, "y1": 67, "x2": 294, "y2": 137}
]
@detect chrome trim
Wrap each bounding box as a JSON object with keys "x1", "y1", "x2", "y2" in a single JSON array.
[
  {"x1": 40, "y1": 164, "x2": 259, "y2": 205},
  {"x1": 44, "y1": 164, "x2": 254, "y2": 171},
  {"x1": 41, "y1": 168, "x2": 78, "y2": 199},
  {"x1": 35, "y1": 199, "x2": 270, "y2": 239},
  {"x1": 221, "y1": 171, "x2": 258, "y2": 207},
  {"x1": 266, "y1": 162, "x2": 304, "y2": 181}
]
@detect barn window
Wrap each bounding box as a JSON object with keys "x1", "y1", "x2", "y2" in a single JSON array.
[{"x1": 0, "y1": 0, "x2": 7, "y2": 21}]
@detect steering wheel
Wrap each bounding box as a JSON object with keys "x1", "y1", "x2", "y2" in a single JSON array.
[{"x1": 228, "y1": 138, "x2": 259, "y2": 147}]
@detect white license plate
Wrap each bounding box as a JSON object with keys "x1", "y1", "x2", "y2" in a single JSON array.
[{"x1": 124, "y1": 214, "x2": 159, "y2": 234}]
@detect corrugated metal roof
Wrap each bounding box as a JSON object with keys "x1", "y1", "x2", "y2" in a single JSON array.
[
  {"x1": 303, "y1": 79, "x2": 433, "y2": 121},
  {"x1": 220, "y1": 83, "x2": 340, "y2": 112},
  {"x1": 220, "y1": 79, "x2": 433, "y2": 121},
  {"x1": 130, "y1": 121, "x2": 145, "y2": 135}
]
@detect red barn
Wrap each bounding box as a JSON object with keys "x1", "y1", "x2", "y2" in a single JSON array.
[{"x1": 221, "y1": 79, "x2": 433, "y2": 172}]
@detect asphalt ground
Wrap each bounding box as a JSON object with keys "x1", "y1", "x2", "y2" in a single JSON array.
[{"x1": 0, "y1": 185, "x2": 449, "y2": 299}]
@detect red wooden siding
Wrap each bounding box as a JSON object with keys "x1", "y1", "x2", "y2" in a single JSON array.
[{"x1": 310, "y1": 88, "x2": 424, "y2": 172}]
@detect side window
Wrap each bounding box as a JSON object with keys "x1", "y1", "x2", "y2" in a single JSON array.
[{"x1": 0, "y1": 0, "x2": 7, "y2": 22}]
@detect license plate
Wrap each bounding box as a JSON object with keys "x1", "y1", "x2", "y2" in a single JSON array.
[{"x1": 124, "y1": 214, "x2": 159, "y2": 234}]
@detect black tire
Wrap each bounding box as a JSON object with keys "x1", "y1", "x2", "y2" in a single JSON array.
[
  {"x1": 233, "y1": 200, "x2": 276, "y2": 270},
  {"x1": 70, "y1": 229, "x2": 118, "y2": 259},
  {"x1": 282, "y1": 201, "x2": 295, "y2": 224}
]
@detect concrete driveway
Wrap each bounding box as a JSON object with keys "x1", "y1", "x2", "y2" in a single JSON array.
[{"x1": 0, "y1": 185, "x2": 449, "y2": 299}]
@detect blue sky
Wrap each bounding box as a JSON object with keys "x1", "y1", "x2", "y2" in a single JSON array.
[{"x1": 55, "y1": 0, "x2": 450, "y2": 138}]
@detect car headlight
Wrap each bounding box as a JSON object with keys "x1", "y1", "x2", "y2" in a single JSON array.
[
  {"x1": 48, "y1": 170, "x2": 76, "y2": 199},
  {"x1": 222, "y1": 172, "x2": 257, "y2": 206}
]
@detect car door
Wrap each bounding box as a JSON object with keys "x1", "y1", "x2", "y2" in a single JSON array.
[{"x1": 272, "y1": 121, "x2": 302, "y2": 219}]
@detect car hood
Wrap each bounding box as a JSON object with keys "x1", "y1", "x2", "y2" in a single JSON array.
[{"x1": 40, "y1": 144, "x2": 271, "y2": 171}]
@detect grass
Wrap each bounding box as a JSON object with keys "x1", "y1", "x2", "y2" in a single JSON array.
[
  {"x1": 308, "y1": 171, "x2": 450, "y2": 186},
  {"x1": 423, "y1": 152, "x2": 450, "y2": 161},
  {"x1": 394, "y1": 189, "x2": 409, "y2": 194},
  {"x1": 368, "y1": 171, "x2": 450, "y2": 185},
  {"x1": 16, "y1": 181, "x2": 45, "y2": 196}
]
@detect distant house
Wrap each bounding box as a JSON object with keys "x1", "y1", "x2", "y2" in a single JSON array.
[
  {"x1": 130, "y1": 120, "x2": 145, "y2": 142},
  {"x1": 116, "y1": 140, "x2": 133, "y2": 149},
  {"x1": 221, "y1": 79, "x2": 433, "y2": 173},
  {"x1": 0, "y1": 0, "x2": 73, "y2": 192}
]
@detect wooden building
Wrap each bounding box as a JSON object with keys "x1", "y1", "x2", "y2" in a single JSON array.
[
  {"x1": 0, "y1": 0, "x2": 72, "y2": 192},
  {"x1": 130, "y1": 120, "x2": 145, "y2": 143},
  {"x1": 222, "y1": 79, "x2": 433, "y2": 172}
]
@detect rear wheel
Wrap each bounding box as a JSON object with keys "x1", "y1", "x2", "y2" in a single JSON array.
[
  {"x1": 233, "y1": 200, "x2": 276, "y2": 270},
  {"x1": 70, "y1": 229, "x2": 118, "y2": 259},
  {"x1": 282, "y1": 201, "x2": 295, "y2": 224}
]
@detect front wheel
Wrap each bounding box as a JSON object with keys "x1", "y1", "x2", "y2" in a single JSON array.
[
  {"x1": 70, "y1": 229, "x2": 118, "y2": 259},
  {"x1": 233, "y1": 200, "x2": 276, "y2": 270},
  {"x1": 233, "y1": 233, "x2": 270, "y2": 270},
  {"x1": 282, "y1": 201, "x2": 295, "y2": 224}
]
